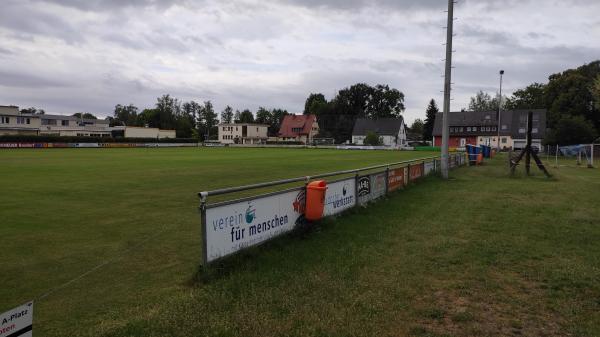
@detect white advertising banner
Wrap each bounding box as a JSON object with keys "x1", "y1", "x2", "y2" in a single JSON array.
[
  {"x1": 323, "y1": 178, "x2": 356, "y2": 216},
  {"x1": 1, "y1": 301, "x2": 33, "y2": 337},
  {"x1": 424, "y1": 161, "x2": 435, "y2": 175},
  {"x1": 204, "y1": 189, "x2": 305, "y2": 263}
]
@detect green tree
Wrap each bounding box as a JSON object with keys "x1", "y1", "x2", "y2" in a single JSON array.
[
  {"x1": 255, "y1": 107, "x2": 272, "y2": 124},
  {"x1": 233, "y1": 110, "x2": 242, "y2": 123},
  {"x1": 113, "y1": 104, "x2": 139, "y2": 126},
  {"x1": 72, "y1": 112, "x2": 98, "y2": 119},
  {"x1": 220, "y1": 106, "x2": 233, "y2": 123},
  {"x1": 409, "y1": 119, "x2": 424, "y2": 141},
  {"x1": 593, "y1": 75, "x2": 600, "y2": 110},
  {"x1": 468, "y1": 90, "x2": 506, "y2": 112},
  {"x1": 546, "y1": 115, "x2": 598, "y2": 145},
  {"x1": 20, "y1": 107, "x2": 45, "y2": 114},
  {"x1": 363, "y1": 131, "x2": 382, "y2": 146},
  {"x1": 238, "y1": 109, "x2": 254, "y2": 123},
  {"x1": 304, "y1": 93, "x2": 327, "y2": 115},
  {"x1": 504, "y1": 83, "x2": 546, "y2": 110},
  {"x1": 155, "y1": 94, "x2": 179, "y2": 129},
  {"x1": 366, "y1": 84, "x2": 405, "y2": 118},
  {"x1": 200, "y1": 101, "x2": 218, "y2": 140},
  {"x1": 269, "y1": 108, "x2": 288, "y2": 136},
  {"x1": 423, "y1": 99, "x2": 438, "y2": 141}
]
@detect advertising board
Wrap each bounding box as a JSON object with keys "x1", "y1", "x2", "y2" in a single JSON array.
[
  {"x1": 203, "y1": 188, "x2": 305, "y2": 263},
  {"x1": 387, "y1": 167, "x2": 406, "y2": 192},
  {"x1": 323, "y1": 178, "x2": 356, "y2": 216},
  {"x1": 424, "y1": 161, "x2": 435, "y2": 175},
  {"x1": 409, "y1": 163, "x2": 424, "y2": 181},
  {"x1": 0, "y1": 301, "x2": 33, "y2": 337},
  {"x1": 358, "y1": 172, "x2": 386, "y2": 205}
]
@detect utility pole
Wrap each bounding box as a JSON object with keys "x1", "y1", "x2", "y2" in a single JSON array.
[
  {"x1": 441, "y1": 0, "x2": 455, "y2": 179},
  {"x1": 497, "y1": 70, "x2": 504, "y2": 152}
]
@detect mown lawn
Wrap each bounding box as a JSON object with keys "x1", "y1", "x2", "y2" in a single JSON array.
[
  {"x1": 1, "y1": 148, "x2": 599, "y2": 336},
  {"x1": 0, "y1": 147, "x2": 435, "y2": 336}
]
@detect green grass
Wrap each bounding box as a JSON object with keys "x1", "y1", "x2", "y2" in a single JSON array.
[{"x1": 1, "y1": 148, "x2": 599, "y2": 337}]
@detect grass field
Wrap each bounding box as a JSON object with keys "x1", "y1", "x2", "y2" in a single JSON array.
[{"x1": 1, "y1": 148, "x2": 599, "y2": 336}]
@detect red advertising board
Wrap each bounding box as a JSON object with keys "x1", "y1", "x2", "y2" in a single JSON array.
[
  {"x1": 409, "y1": 163, "x2": 424, "y2": 182},
  {"x1": 388, "y1": 167, "x2": 406, "y2": 192}
]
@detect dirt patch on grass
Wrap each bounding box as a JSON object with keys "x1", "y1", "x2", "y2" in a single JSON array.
[{"x1": 411, "y1": 269, "x2": 569, "y2": 337}]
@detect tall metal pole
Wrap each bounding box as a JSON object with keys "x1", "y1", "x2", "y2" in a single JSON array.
[
  {"x1": 497, "y1": 70, "x2": 504, "y2": 152},
  {"x1": 441, "y1": 0, "x2": 454, "y2": 179}
]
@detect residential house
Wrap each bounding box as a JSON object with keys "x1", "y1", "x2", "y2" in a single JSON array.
[
  {"x1": 431, "y1": 109, "x2": 546, "y2": 150},
  {"x1": 351, "y1": 117, "x2": 407, "y2": 147},
  {"x1": 277, "y1": 114, "x2": 319, "y2": 144}
]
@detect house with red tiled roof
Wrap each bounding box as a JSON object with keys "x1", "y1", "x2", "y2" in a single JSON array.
[{"x1": 277, "y1": 114, "x2": 319, "y2": 144}]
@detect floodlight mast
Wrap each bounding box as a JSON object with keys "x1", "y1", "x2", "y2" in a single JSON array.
[
  {"x1": 441, "y1": 0, "x2": 455, "y2": 179},
  {"x1": 497, "y1": 70, "x2": 504, "y2": 152}
]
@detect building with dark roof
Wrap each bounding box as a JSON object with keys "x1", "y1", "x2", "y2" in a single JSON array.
[
  {"x1": 351, "y1": 117, "x2": 407, "y2": 147},
  {"x1": 432, "y1": 109, "x2": 546, "y2": 150},
  {"x1": 277, "y1": 114, "x2": 319, "y2": 144}
]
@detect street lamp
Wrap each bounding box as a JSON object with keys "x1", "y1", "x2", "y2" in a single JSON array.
[{"x1": 497, "y1": 70, "x2": 504, "y2": 152}]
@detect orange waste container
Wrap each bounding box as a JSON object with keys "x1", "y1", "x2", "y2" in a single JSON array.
[
  {"x1": 305, "y1": 180, "x2": 327, "y2": 221},
  {"x1": 477, "y1": 153, "x2": 483, "y2": 165}
]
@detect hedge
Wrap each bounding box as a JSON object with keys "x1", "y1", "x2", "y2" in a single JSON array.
[{"x1": 0, "y1": 135, "x2": 199, "y2": 143}]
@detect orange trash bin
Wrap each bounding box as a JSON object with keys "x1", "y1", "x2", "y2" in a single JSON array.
[{"x1": 305, "y1": 180, "x2": 327, "y2": 221}]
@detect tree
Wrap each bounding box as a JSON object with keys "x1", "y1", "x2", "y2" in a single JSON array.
[
  {"x1": 593, "y1": 75, "x2": 600, "y2": 110},
  {"x1": 423, "y1": 99, "x2": 438, "y2": 141},
  {"x1": 238, "y1": 109, "x2": 254, "y2": 123},
  {"x1": 408, "y1": 119, "x2": 424, "y2": 141},
  {"x1": 546, "y1": 115, "x2": 598, "y2": 145},
  {"x1": 468, "y1": 90, "x2": 506, "y2": 112},
  {"x1": 255, "y1": 107, "x2": 271, "y2": 124},
  {"x1": 72, "y1": 112, "x2": 98, "y2": 119},
  {"x1": 363, "y1": 131, "x2": 382, "y2": 146},
  {"x1": 200, "y1": 101, "x2": 218, "y2": 140},
  {"x1": 269, "y1": 108, "x2": 288, "y2": 136},
  {"x1": 154, "y1": 94, "x2": 179, "y2": 129},
  {"x1": 20, "y1": 107, "x2": 44, "y2": 114},
  {"x1": 220, "y1": 106, "x2": 233, "y2": 123},
  {"x1": 233, "y1": 110, "x2": 242, "y2": 123},
  {"x1": 179, "y1": 101, "x2": 200, "y2": 138},
  {"x1": 366, "y1": 84, "x2": 405, "y2": 118},
  {"x1": 304, "y1": 93, "x2": 327, "y2": 115},
  {"x1": 113, "y1": 104, "x2": 139, "y2": 126},
  {"x1": 504, "y1": 83, "x2": 546, "y2": 110}
]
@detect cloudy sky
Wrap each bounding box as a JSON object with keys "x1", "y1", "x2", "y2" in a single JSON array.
[{"x1": 1, "y1": 0, "x2": 599, "y2": 123}]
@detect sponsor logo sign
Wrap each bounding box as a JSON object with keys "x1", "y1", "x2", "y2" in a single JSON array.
[
  {"x1": 1, "y1": 301, "x2": 33, "y2": 337},
  {"x1": 358, "y1": 172, "x2": 386, "y2": 205},
  {"x1": 409, "y1": 163, "x2": 424, "y2": 181},
  {"x1": 388, "y1": 167, "x2": 405, "y2": 192},
  {"x1": 424, "y1": 161, "x2": 435, "y2": 175},
  {"x1": 323, "y1": 178, "x2": 355, "y2": 216},
  {"x1": 204, "y1": 188, "x2": 304, "y2": 263},
  {"x1": 0, "y1": 143, "x2": 18, "y2": 148}
]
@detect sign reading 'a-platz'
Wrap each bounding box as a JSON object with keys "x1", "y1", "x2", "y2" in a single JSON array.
[
  {"x1": 358, "y1": 172, "x2": 386, "y2": 205},
  {"x1": 204, "y1": 188, "x2": 305, "y2": 263},
  {"x1": 1, "y1": 301, "x2": 33, "y2": 337}
]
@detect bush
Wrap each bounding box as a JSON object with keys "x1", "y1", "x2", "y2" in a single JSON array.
[{"x1": 363, "y1": 131, "x2": 383, "y2": 146}]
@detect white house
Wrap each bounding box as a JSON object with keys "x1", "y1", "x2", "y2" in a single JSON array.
[
  {"x1": 218, "y1": 123, "x2": 269, "y2": 144},
  {"x1": 351, "y1": 117, "x2": 407, "y2": 147}
]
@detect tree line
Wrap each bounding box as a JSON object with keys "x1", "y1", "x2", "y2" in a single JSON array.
[{"x1": 302, "y1": 83, "x2": 405, "y2": 143}]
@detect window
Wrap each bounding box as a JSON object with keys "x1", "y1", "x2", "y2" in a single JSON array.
[
  {"x1": 467, "y1": 127, "x2": 471, "y2": 132},
  {"x1": 61, "y1": 120, "x2": 69, "y2": 126},
  {"x1": 492, "y1": 126, "x2": 497, "y2": 131},
  {"x1": 532, "y1": 113, "x2": 539, "y2": 122},
  {"x1": 472, "y1": 127, "x2": 477, "y2": 132},
  {"x1": 17, "y1": 117, "x2": 25, "y2": 124},
  {"x1": 459, "y1": 127, "x2": 464, "y2": 132},
  {"x1": 292, "y1": 127, "x2": 303, "y2": 133},
  {"x1": 518, "y1": 128, "x2": 525, "y2": 133},
  {"x1": 1, "y1": 116, "x2": 10, "y2": 124},
  {"x1": 42, "y1": 119, "x2": 57, "y2": 125},
  {"x1": 256, "y1": 127, "x2": 259, "y2": 132},
  {"x1": 502, "y1": 138, "x2": 507, "y2": 144},
  {"x1": 26, "y1": 118, "x2": 30, "y2": 124},
  {"x1": 532, "y1": 128, "x2": 538, "y2": 133},
  {"x1": 501, "y1": 124, "x2": 507, "y2": 130}
]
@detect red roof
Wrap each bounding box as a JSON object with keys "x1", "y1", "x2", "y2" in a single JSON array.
[{"x1": 278, "y1": 114, "x2": 317, "y2": 137}]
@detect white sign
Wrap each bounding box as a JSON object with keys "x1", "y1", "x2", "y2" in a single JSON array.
[
  {"x1": 424, "y1": 161, "x2": 434, "y2": 175},
  {"x1": 1, "y1": 301, "x2": 33, "y2": 337},
  {"x1": 204, "y1": 189, "x2": 304, "y2": 263},
  {"x1": 358, "y1": 172, "x2": 386, "y2": 205},
  {"x1": 323, "y1": 178, "x2": 356, "y2": 216}
]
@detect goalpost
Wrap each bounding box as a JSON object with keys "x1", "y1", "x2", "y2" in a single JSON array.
[{"x1": 553, "y1": 144, "x2": 597, "y2": 168}]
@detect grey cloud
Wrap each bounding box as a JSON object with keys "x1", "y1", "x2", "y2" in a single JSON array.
[
  {"x1": 0, "y1": 70, "x2": 71, "y2": 88},
  {"x1": 31, "y1": 0, "x2": 191, "y2": 11}
]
